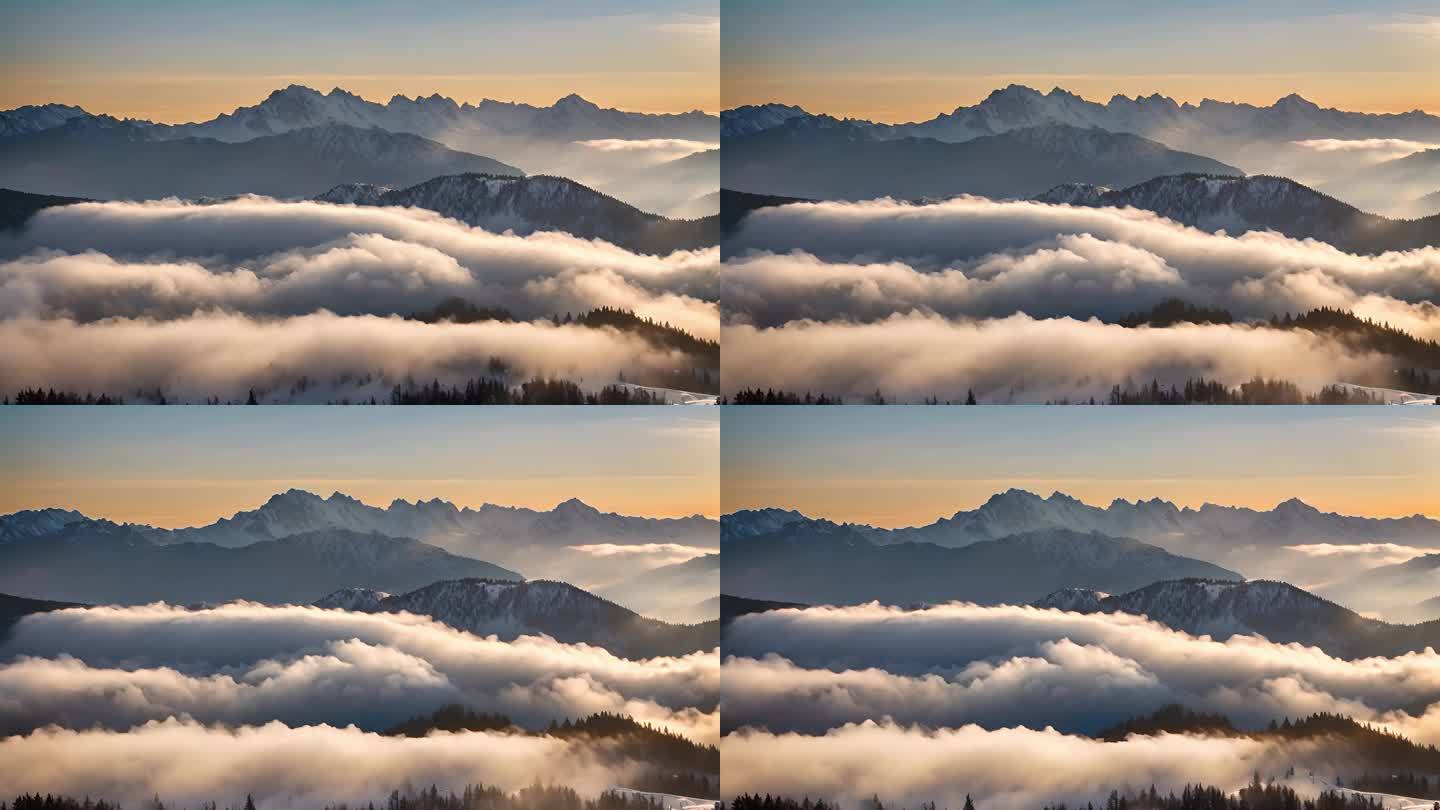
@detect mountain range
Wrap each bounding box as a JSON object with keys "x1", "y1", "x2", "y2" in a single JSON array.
[
  {"x1": 722, "y1": 85, "x2": 1440, "y2": 147},
  {"x1": 0, "y1": 522, "x2": 518, "y2": 605},
  {"x1": 720, "y1": 521, "x2": 1239, "y2": 606},
  {"x1": 316, "y1": 578, "x2": 718, "y2": 659},
  {"x1": 3, "y1": 85, "x2": 717, "y2": 147},
  {"x1": 1035, "y1": 578, "x2": 1440, "y2": 659},
  {"x1": 0, "y1": 120, "x2": 521, "y2": 200},
  {"x1": 723, "y1": 491, "x2": 1440, "y2": 614},
  {"x1": 721, "y1": 119, "x2": 1242, "y2": 200},
  {"x1": 315, "y1": 173, "x2": 718, "y2": 255},
  {"x1": 725, "y1": 490, "x2": 1440, "y2": 552},
  {"x1": 1034, "y1": 173, "x2": 1440, "y2": 255},
  {"x1": 0, "y1": 490, "x2": 718, "y2": 595}
]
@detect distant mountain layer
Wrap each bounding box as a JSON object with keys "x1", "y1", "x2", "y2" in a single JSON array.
[
  {"x1": 315, "y1": 578, "x2": 718, "y2": 659},
  {"x1": 0, "y1": 522, "x2": 519, "y2": 605},
  {"x1": 722, "y1": 85, "x2": 1440, "y2": 145},
  {"x1": 721, "y1": 521, "x2": 1239, "y2": 607},
  {"x1": 0, "y1": 121, "x2": 522, "y2": 200},
  {"x1": 863, "y1": 489, "x2": 1440, "y2": 552},
  {"x1": 722, "y1": 120, "x2": 1242, "y2": 200},
  {"x1": 315, "y1": 173, "x2": 718, "y2": 255},
  {"x1": 118, "y1": 489, "x2": 718, "y2": 552},
  {"x1": 1, "y1": 85, "x2": 717, "y2": 145},
  {"x1": 1321, "y1": 553, "x2": 1440, "y2": 623},
  {"x1": 1035, "y1": 173, "x2": 1440, "y2": 254},
  {"x1": 598, "y1": 553, "x2": 720, "y2": 624},
  {"x1": 0, "y1": 188, "x2": 91, "y2": 231},
  {"x1": 1034, "y1": 578, "x2": 1440, "y2": 659},
  {"x1": 0, "y1": 489, "x2": 718, "y2": 598}
]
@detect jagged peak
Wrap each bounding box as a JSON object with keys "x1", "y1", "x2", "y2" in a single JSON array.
[{"x1": 554, "y1": 92, "x2": 601, "y2": 110}]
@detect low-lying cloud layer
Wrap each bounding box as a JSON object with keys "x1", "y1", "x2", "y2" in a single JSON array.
[
  {"x1": 721, "y1": 314, "x2": 1384, "y2": 402},
  {"x1": 721, "y1": 722, "x2": 1338, "y2": 810},
  {"x1": 720, "y1": 196, "x2": 1440, "y2": 399},
  {"x1": 0, "y1": 198, "x2": 718, "y2": 399},
  {"x1": 0, "y1": 603, "x2": 719, "y2": 743},
  {"x1": 1, "y1": 312, "x2": 699, "y2": 402},
  {"x1": 721, "y1": 603, "x2": 1440, "y2": 743},
  {"x1": 0, "y1": 719, "x2": 642, "y2": 809}
]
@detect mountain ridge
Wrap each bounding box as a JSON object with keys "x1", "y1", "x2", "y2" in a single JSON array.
[{"x1": 315, "y1": 577, "x2": 718, "y2": 659}]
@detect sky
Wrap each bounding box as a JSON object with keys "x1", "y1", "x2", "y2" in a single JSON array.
[
  {"x1": 723, "y1": 1, "x2": 1440, "y2": 122},
  {"x1": 0, "y1": 0, "x2": 719, "y2": 122},
  {"x1": 0, "y1": 408, "x2": 719, "y2": 528},
  {"x1": 722, "y1": 408, "x2": 1440, "y2": 528}
]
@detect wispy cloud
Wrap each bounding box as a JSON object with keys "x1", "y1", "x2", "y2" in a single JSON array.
[{"x1": 1371, "y1": 14, "x2": 1440, "y2": 38}]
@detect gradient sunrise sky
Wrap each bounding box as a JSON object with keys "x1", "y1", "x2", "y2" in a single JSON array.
[
  {"x1": 0, "y1": 408, "x2": 719, "y2": 528},
  {"x1": 723, "y1": 408, "x2": 1440, "y2": 528},
  {"x1": 0, "y1": 0, "x2": 719, "y2": 122},
  {"x1": 723, "y1": 1, "x2": 1440, "y2": 121}
]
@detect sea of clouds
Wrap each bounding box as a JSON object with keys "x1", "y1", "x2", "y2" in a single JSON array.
[
  {"x1": 721, "y1": 196, "x2": 1440, "y2": 401},
  {"x1": 718, "y1": 601, "x2": 1440, "y2": 810},
  {"x1": 0, "y1": 198, "x2": 719, "y2": 400}
]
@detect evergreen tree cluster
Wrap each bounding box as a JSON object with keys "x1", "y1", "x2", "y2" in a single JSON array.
[
  {"x1": 387, "y1": 378, "x2": 663, "y2": 405},
  {"x1": 1106, "y1": 377, "x2": 1378, "y2": 405},
  {"x1": 725, "y1": 389, "x2": 846, "y2": 405},
  {"x1": 1118, "y1": 299, "x2": 1234, "y2": 328},
  {"x1": 1042, "y1": 781, "x2": 1381, "y2": 810},
  {"x1": 9, "y1": 388, "x2": 123, "y2": 405}
]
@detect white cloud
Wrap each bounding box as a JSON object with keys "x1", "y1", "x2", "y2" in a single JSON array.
[
  {"x1": 0, "y1": 603, "x2": 718, "y2": 743},
  {"x1": 0, "y1": 719, "x2": 643, "y2": 809}
]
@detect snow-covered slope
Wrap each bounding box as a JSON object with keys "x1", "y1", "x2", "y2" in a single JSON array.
[
  {"x1": 719, "y1": 508, "x2": 810, "y2": 542},
  {"x1": 0, "y1": 103, "x2": 90, "y2": 138},
  {"x1": 315, "y1": 578, "x2": 718, "y2": 659},
  {"x1": 1034, "y1": 173, "x2": 1440, "y2": 253},
  {"x1": 1035, "y1": 578, "x2": 1440, "y2": 659},
  {"x1": 314, "y1": 172, "x2": 717, "y2": 254},
  {"x1": 0, "y1": 508, "x2": 88, "y2": 544},
  {"x1": 721, "y1": 103, "x2": 811, "y2": 138}
]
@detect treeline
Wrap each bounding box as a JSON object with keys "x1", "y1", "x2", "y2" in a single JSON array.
[
  {"x1": 1119, "y1": 299, "x2": 1234, "y2": 327},
  {"x1": 1106, "y1": 377, "x2": 1381, "y2": 405},
  {"x1": 412, "y1": 299, "x2": 719, "y2": 365},
  {"x1": 1098, "y1": 706, "x2": 1440, "y2": 777},
  {"x1": 1343, "y1": 773, "x2": 1440, "y2": 800},
  {"x1": 381, "y1": 707, "x2": 717, "y2": 796},
  {"x1": 1043, "y1": 781, "x2": 1382, "y2": 810},
  {"x1": 388, "y1": 377, "x2": 663, "y2": 405},
  {"x1": 9, "y1": 388, "x2": 123, "y2": 405},
  {"x1": 5, "y1": 785, "x2": 671, "y2": 810}
]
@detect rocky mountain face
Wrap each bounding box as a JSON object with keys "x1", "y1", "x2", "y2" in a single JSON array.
[{"x1": 315, "y1": 578, "x2": 719, "y2": 659}]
